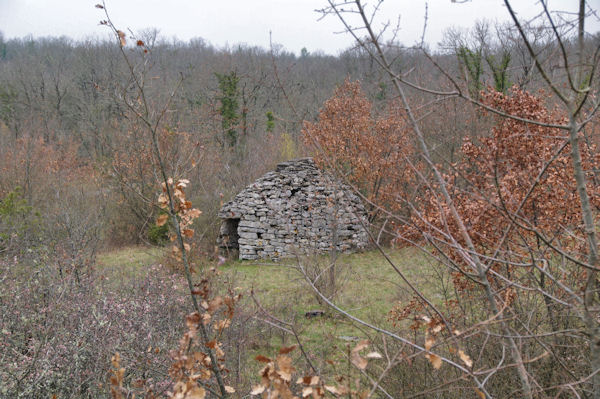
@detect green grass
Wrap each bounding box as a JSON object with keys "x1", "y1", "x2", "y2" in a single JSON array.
[
  {"x1": 214, "y1": 247, "x2": 446, "y2": 378},
  {"x1": 221, "y1": 245, "x2": 434, "y2": 288},
  {"x1": 94, "y1": 245, "x2": 445, "y2": 368},
  {"x1": 95, "y1": 244, "x2": 442, "y2": 328},
  {"x1": 96, "y1": 245, "x2": 165, "y2": 282}
]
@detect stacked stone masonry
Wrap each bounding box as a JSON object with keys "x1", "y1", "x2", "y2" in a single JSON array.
[{"x1": 217, "y1": 158, "x2": 369, "y2": 260}]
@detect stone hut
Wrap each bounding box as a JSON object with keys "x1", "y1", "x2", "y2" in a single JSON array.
[{"x1": 217, "y1": 158, "x2": 369, "y2": 260}]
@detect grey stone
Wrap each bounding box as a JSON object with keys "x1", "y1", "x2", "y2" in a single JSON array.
[
  {"x1": 239, "y1": 220, "x2": 263, "y2": 229},
  {"x1": 217, "y1": 158, "x2": 369, "y2": 260}
]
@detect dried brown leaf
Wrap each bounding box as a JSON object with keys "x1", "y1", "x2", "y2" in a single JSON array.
[
  {"x1": 276, "y1": 355, "x2": 294, "y2": 382},
  {"x1": 426, "y1": 353, "x2": 442, "y2": 369},
  {"x1": 224, "y1": 386, "x2": 236, "y2": 393},
  {"x1": 279, "y1": 345, "x2": 298, "y2": 354},
  {"x1": 324, "y1": 385, "x2": 341, "y2": 395},
  {"x1": 425, "y1": 336, "x2": 435, "y2": 351},
  {"x1": 214, "y1": 319, "x2": 231, "y2": 330},
  {"x1": 250, "y1": 385, "x2": 265, "y2": 395},
  {"x1": 365, "y1": 352, "x2": 383, "y2": 359},
  {"x1": 205, "y1": 340, "x2": 217, "y2": 349},
  {"x1": 186, "y1": 312, "x2": 200, "y2": 328},
  {"x1": 156, "y1": 214, "x2": 168, "y2": 226},
  {"x1": 351, "y1": 339, "x2": 369, "y2": 354},
  {"x1": 183, "y1": 228, "x2": 195, "y2": 238},
  {"x1": 117, "y1": 30, "x2": 126, "y2": 47},
  {"x1": 158, "y1": 193, "x2": 168, "y2": 208},
  {"x1": 187, "y1": 208, "x2": 202, "y2": 218},
  {"x1": 351, "y1": 354, "x2": 368, "y2": 370},
  {"x1": 177, "y1": 179, "x2": 190, "y2": 188},
  {"x1": 207, "y1": 297, "x2": 223, "y2": 314},
  {"x1": 458, "y1": 350, "x2": 473, "y2": 368},
  {"x1": 185, "y1": 386, "x2": 206, "y2": 399},
  {"x1": 255, "y1": 355, "x2": 271, "y2": 363}
]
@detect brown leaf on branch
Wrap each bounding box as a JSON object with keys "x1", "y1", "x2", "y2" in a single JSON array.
[
  {"x1": 424, "y1": 336, "x2": 435, "y2": 351},
  {"x1": 158, "y1": 193, "x2": 168, "y2": 209},
  {"x1": 187, "y1": 208, "x2": 202, "y2": 219},
  {"x1": 276, "y1": 355, "x2": 295, "y2": 382},
  {"x1": 250, "y1": 385, "x2": 265, "y2": 395},
  {"x1": 426, "y1": 353, "x2": 442, "y2": 369},
  {"x1": 205, "y1": 340, "x2": 217, "y2": 349},
  {"x1": 117, "y1": 30, "x2": 126, "y2": 47},
  {"x1": 184, "y1": 386, "x2": 206, "y2": 399},
  {"x1": 459, "y1": 349, "x2": 473, "y2": 368},
  {"x1": 177, "y1": 179, "x2": 190, "y2": 188},
  {"x1": 207, "y1": 296, "x2": 223, "y2": 314},
  {"x1": 302, "y1": 79, "x2": 417, "y2": 222},
  {"x1": 157, "y1": 214, "x2": 168, "y2": 226},
  {"x1": 224, "y1": 386, "x2": 235, "y2": 393},
  {"x1": 183, "y1": 228, "x2": 194, "y2": 238},
  {"x1": 424, "y1": 335, "x2": 442, "y2": 369}
]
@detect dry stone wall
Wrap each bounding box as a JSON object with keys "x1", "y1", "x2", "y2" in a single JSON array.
[{"x1": 217, "y1": 158, "x2": 369, "y2": 260}]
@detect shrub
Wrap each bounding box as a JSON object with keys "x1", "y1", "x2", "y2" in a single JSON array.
[
  {"x1": 0, "y1": 187, "x2": 42, "y2": 254},
  {"x1": 147, "y1": 221, "x2": 169, "y2": 246},
  {"x1": 0, "y1": 262, "x2": 188, "y2": 398}
]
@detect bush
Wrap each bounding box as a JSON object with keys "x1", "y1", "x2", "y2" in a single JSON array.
[
  {"x1": 147, "y1": 220, "x2": 169, "y2": 246},
  {"x1": 0, "y1": 187, "x2": 42, "y2": 254},
  {"x1": 0, "y1": 261, "x2": 188, "y2": 398}
]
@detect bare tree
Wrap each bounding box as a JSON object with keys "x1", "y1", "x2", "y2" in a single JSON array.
[{"x1": 306, "y1": 1, "x2": 600, "y2": 397}]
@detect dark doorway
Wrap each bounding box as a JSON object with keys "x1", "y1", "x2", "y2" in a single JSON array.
[{"x1": 219, "y1": 218, "x2": 240, "y2": 250}]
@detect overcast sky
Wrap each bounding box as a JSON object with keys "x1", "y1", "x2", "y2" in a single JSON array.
[{"x1": 0, "y1": 1, "x2": 598, "y2": 55}]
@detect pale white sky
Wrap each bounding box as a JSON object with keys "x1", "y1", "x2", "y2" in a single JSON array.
[{"x1": 0, "y1": 1, "x2": 598, "y2": 55}]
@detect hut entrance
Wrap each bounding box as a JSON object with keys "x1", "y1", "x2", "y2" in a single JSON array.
[{"x1": 220, "y1": 218, "x2": 240, "y2": 251}]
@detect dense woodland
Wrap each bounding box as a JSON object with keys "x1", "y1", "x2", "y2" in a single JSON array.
[{"x1": 1, "y1": 1, "x2": 600, "y2": 398}]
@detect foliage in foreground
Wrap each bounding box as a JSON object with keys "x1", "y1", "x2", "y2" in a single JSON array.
[{"x1": 0, "y1": 261, "x2": 187, "y2": 398}]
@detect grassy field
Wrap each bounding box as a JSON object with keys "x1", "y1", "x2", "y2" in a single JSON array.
[
  {"x1": 96, "y1": 245, "x2": 445, "y2": 360},
  {"x1": 96, "y1": 245, "x2": 165, "y2": 283},
  {"x1": 93, "y1": 245, "x2": 461, "y2": 394}
]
